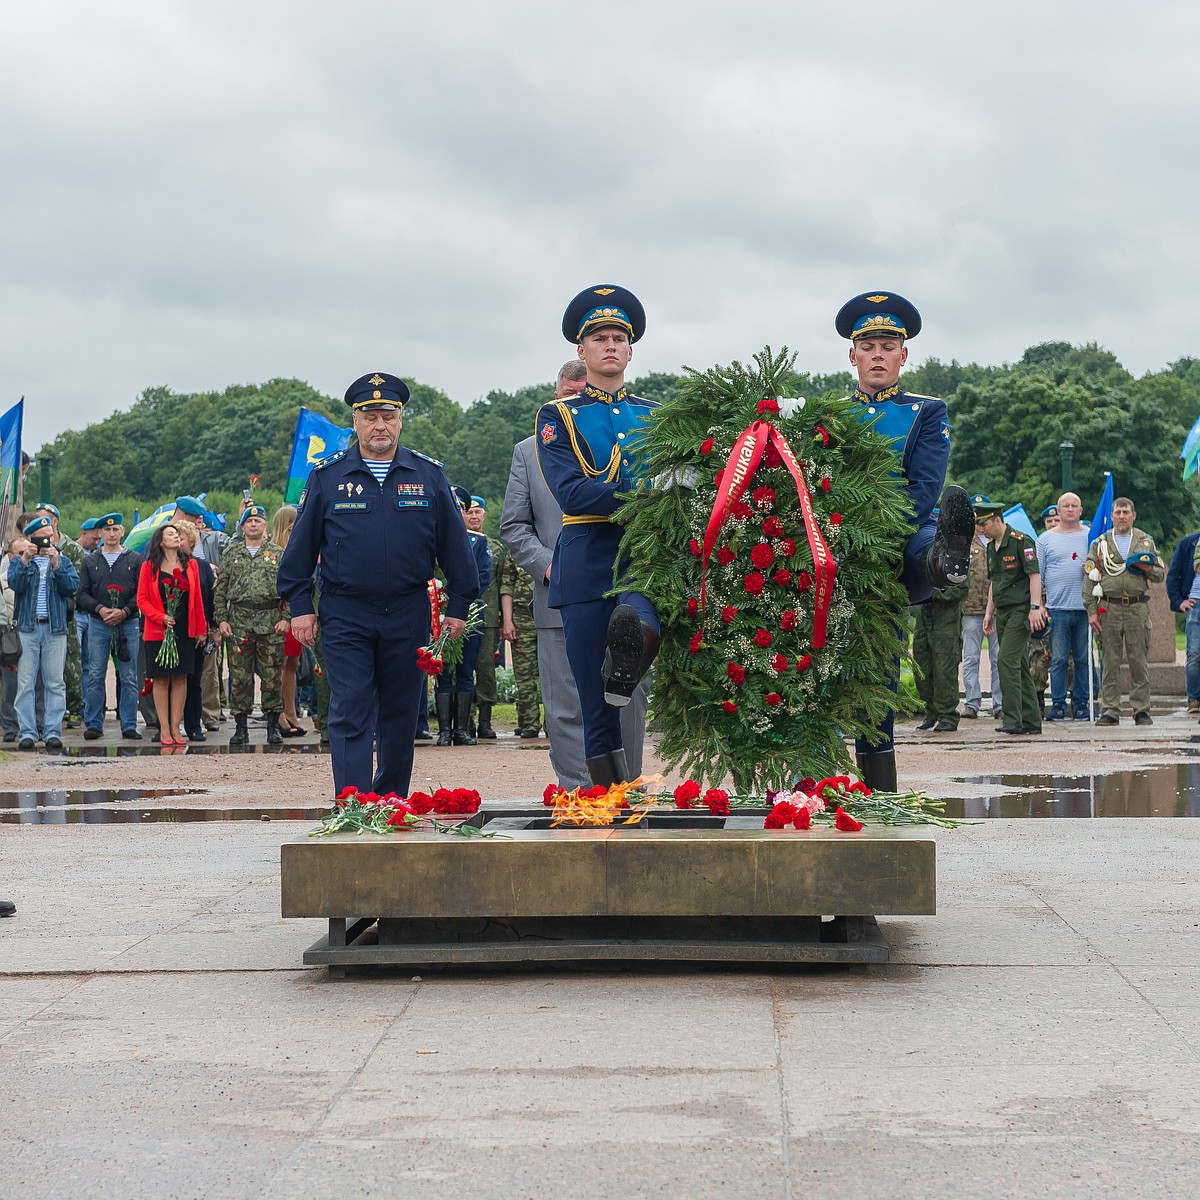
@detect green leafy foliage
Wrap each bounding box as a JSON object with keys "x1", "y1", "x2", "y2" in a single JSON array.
[{"x1": 616, "y1": 348, "x2": 912, "y2": 794}]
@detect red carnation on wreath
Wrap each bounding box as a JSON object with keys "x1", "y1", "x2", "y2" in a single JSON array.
[
  {"x1": 814, "y1": 425, "x2": 830, "y2": 447},
  {"x1": 743, "y1": 573, "x2": 765, "y2": 596},
  {"x1": 717, "y1": 545, "x2": 736, "y2": 566},
  {"x1": 830, "y1": 513, "x2": 842, "y2": 526},
  {"x1": 771, "y1": 653, "x2": 789, "y2": 673},
  {"x1": 763, "y1": 442, "x2": 782, "y2": 468},
  {"x1": 797, "y1": 654, "x2": 813, "y2": 671},
  {"x1": 773, "y1": 568, "x2": 792, "y2": 586},
  {"x1": 726, "y1": 662, "x2": 746, "y2": 685},
  {"x1": 721, "y1": 605, "x2": 738, "y2": 624},
  {"x1": 689, "y1": 538, "x2": 701, "y2": 558},
  {"x1": 687, "y1": 597, "x2": 699, "y2": 616},
  {"x1": 688, "y1": 631, "x2": 703, "y2": 655},
  {"x1": 700, "y1": 437, "x2": 715, "y2": 455},
  {"x1": 820, "y1": 476, "x2": 831, "y2": 493},
  {"x1": 780, "y1": 610, "x2": 798, "y2": 631},
  {"x1": 757, "y1": 398, "x2": 780, "y2": 414},
  {"x1": 721, "y1": 700, "x2": 737, "y2": 714},
  {"x1": 752, "y1": 486, "x2": 775, "y2": 508},
  {"x1": 764, "y1": 692, "x2": 782, "y2": 707},
  {"x1": 750, "y1": 543, "x2": 775, "y2": 570},
  {"x1": 762, "y1": 516, "x2": 785, "y2": 538},
  {"x1": 779, "y1": 537, "x2": 796, "y2": 556},
  {"x1": 732, "y1": 501, "x2": 753, "y2": 520},
  {"x1": 796, "y1": 571, "x2": 813, "y2": 593},
  {"x1": 753, "y1": 629, "x2": 773, "y2": 647}
]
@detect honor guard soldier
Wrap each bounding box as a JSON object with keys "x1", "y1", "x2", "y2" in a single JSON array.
[
  {"x1": 978, "y1": 499, "x2": 1047, "y2": 734},
  {"x1": 277, "y1": 372, "x2": 480, "y2": 797},
  {"x1": 833, "y1": 291, "x2": 975, "y2": 788},
  {"x1": 535, "y1": 285, "x2": 660, "y2": 787},
  {"x1": 1085, "y1": 496, "x2": 1164, "y2": 726}
]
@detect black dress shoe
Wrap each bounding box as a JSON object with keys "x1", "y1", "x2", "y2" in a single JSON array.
[
  {"x1": 2, "y1": 731, "x2": 15, "y2": 743},
  {"x1": 84, "y1": 728, "x2": 103, "y2": 740},
  {"x1": 933, "y1": 720, "x2": 958, "y2": 732},
  {"x1": 916, "y1": 715, "x2": 937, "y2": 731},
  {"x1": 925, "y1": 485, "x2": 975, "y2": 587},
  {"x1": 45, "y1": 736, "x2": 63, "y2": 752},
  {"x1": 602, "y1": 604, "x2": 659, "y2": 707},
  {"x1": 1133, "y1": 712, "x2": 1153, "y2": 726},
  {"x1": 18, "y1": 737, "x2": 35, "y2": 750},
  {"x1": 122, "y1": 729, "x2": 143, "y2": 740},
  {"x1": 204, "y1": 722, "x2": 220, "y2": 732},
  {"x1": 186, "y1": 729, "x2": 207, "y2": 742},
  {"x1": 518, "y1": 727, "x2": 541, "y2": 739},
  {"x1": 414, "y1": 729, "x2": 432, "y2": 741},
  {"x1": 1020, "y1": 726, "x2": 1043, "y2": 735},
  {"x1": 1095, "y1": 713, "x2": 1119, "y2": 727},
  {"x1": 0, "y1": 899, "x2": 15, "y2": 918},
  {"x1": 999, "y1": 724, "x2": 1023, "y2": 734}
]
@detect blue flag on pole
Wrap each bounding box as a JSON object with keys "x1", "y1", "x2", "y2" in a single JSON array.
[
  {"x1": 1182, "y1": 414, "x2": 1200, "y2": 480},
  {"x1": 285, "y1": 408, "x2": 353, "y2": 504},
  {"x1": 0, "y1": 398, "x2": 23, "y2": 504},
  {"x1": 1001, "y1": 503, "x2": 1038, "y2": 541},
  {"x1": 1089, "y1": 473, "x2": 1115, "y2": 541}
]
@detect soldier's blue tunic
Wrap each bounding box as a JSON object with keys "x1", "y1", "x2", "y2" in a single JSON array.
[
  {"x1": 849, "y1": 383, "x2": 952, "y2": 753},
  {"x1": 277, "y1": 442, "x2": 480, "y2": 796},
  {"x1": 849, "y1": 382, "x2": 950, "y2": 605},
  {"x1": 435, "y1": 529, "x2": 492, "y2": 694},
  {"x1": 535, "y1": 382, "x2": 659, "y2": 757}
]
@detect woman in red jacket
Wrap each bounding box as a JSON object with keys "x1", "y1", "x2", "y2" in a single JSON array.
[{"x1": 137, "y1": 524, "x2": 207, "y2": 745}]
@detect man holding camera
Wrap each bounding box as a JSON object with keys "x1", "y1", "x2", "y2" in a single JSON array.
[{"x1": 6, "y1": 515, "x2": 80, "y2": 750}]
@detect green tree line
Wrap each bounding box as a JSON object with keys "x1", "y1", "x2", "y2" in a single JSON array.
[{"x1": 29, "y1": 342, "x2": 1200, "y2": 546}]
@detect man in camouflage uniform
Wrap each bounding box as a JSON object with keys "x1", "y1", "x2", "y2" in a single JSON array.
[
  {"x1": 912, "y1": 575, "x2": 969, "y2": 731},
  {"x1": 213, "y1": 505, "x2": 289, "y2": 745},
  {"x1": 36, "y1": 505, "x2": 84, "y2": 726},
  {"x1": 960, "y1": 505, "x2": 1003, "y2": 719},
  {"x1": 500, "y1": 555, "x2": 541, "y2": 736},
  {"x1": 1087, "y1": 497, "x2": 1164, "y2": 726},
  {"x1": 468, "y1": 496, "x2": 500, "y2": 739}
]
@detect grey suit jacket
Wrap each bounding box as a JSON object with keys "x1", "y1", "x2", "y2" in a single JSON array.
[{"x1": 500, "y1": 436, "x2": 563, "y2": 630}]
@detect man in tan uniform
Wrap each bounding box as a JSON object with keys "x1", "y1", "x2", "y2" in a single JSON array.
[{"x1": 1085, "y1": 497, "x2": 1164, "y2": 726}]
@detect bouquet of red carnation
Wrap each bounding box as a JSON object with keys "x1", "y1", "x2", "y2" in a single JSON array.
[
  {"x1": 416, "y1": 587, "x2": 485, "y2": 675},
  {"x1": 155, "y1": 568, "x2": 188, "y2": 669},
  {"x1": 106, "y1": 584, "x2": 125, "y2": 606}
]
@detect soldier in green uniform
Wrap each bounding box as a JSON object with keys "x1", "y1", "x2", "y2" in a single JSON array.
[
  {"x1": 978, "y1": 500, "x2": 1046, "y2": 734},
  {"x1": 1086, "y1": 497, "x2": 1164, "y2": 726},
  {"x1": 213, "y1": 505, "x2": 290, "y2": 745},
  {"x1": 500, "y1": 554, "x2": 541, "y2": 736},
  {"x1": 912, "y1": 574, "x2": 969, "y2": 731},
  {"x1": 467, "y1": 496, "x2": 500, "y2": 739},
  {"x1": 35, "y1": 505, "x2": 85, "y2": 726}
]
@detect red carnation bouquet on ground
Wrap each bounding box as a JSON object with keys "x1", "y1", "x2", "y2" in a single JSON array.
[
  {"x1": 155, "y1": 569, "x2": 188, "y2": 669},
  {"x1": 311, "y1": 785, "x2": 498, "y2": 838}
]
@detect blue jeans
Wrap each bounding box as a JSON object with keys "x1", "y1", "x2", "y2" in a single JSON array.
[
  {"x1": 84, "y1": 617, "x2": 141, "y2": 732},
  {"x1": 15, "y1": 624, "x2": 68, "y2": 742},
  {"x1": 1185, "y1": 606, "x2": 1200, "y2": 702},
  {"x1": 1048, "y1": 608, "x2": 1095, "y2": 711}
]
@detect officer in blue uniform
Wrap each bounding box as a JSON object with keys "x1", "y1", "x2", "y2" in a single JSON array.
[
  {"x1": 434, "y1": 484, "x2": 492, "y2": 746},
  {"x1": 535, "y1": 284, "x2": 659, "y2": 786},
  {"x1": 277, "y1": 372, "x2": 480, "y2": 797},
  {"x1": 835, "y1": 291, "x2": 975, "y2": 791}
]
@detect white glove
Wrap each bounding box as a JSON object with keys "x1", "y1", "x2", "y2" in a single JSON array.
[
  {"x1": 776, "y1": 396, "x2": 806, "y2": 419},
  {"x1": 650, "y1": 466, "x2": 700, "y2": 489}
]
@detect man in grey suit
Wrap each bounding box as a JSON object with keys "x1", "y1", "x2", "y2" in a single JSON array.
[{"x1": 500, "y1": 362, "x2": 650, "y2": 789}]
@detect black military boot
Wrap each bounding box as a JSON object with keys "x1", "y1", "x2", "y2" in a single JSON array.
[
  {"x1": 476, "y1": 702, "x2": 496, "y2": 740},
  {"x1": 435, "y1": 692, "x2": 453, "y2": 746},
  {"x1": 602, "y1": 604, "x2": 660, "y2": 707},
  {"x1": 924, "y1": 484, "x2": 975, "y2": 588},
  {"x1": 265, "y1": 712, "x2": 283, "y2": 746},
  {"x1": 452, "y1": 693, "x2": 477, "y2": 745},
  {"x1": 855, "y1": 749, "x2": 897, "y2": 793},
  {"x1": 229, "y1": 714, "x2": 249, "y2": 746},
  {"x1": 586, "y1": 748, "x2": 631, "y2": 788}
]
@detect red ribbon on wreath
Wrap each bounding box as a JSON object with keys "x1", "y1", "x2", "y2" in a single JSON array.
[
  {"x1": 427, "y1": 579, "x2": 441, "y2": 641},
  {"x1": 701, "y1": 419, "x2": 837, "y2": 648}
]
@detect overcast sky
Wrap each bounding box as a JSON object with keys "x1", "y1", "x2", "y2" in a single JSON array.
[{"x1": 3, "y1": 1, "x2": 1198, "y2": 450}]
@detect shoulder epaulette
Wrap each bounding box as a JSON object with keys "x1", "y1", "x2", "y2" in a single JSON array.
[
  {"x1": 313, "y1": 448, "x2": 349, "y2": 470},
  {"x1": 411, "y1": 449, "x2": 444, "y2": 468},
  {"x1": 1010, "y1": 529, "x2": 1026, "y2": 541},
  {"x1": 902, "y1": 392, "x2": 940, "y2": 402}
]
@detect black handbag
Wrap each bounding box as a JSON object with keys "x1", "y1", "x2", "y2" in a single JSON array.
[{"x1": 0, "y1": 624, "x2": 20, "y2": 668}]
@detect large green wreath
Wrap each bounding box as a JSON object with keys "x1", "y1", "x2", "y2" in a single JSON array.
[{"x1": 615, "y1": 348, "x2": 913, "y2": 795}]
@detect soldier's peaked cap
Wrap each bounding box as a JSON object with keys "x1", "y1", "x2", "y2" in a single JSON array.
[
  {"x1": 344, "y1": 373, "x2": 410, "y2": 411},
  {"x1": 836, "y1": 291, "x2": 922, "y2": 341},
  {"x1": 562, "y1": 285, "x2": 646, "y2": 344}
]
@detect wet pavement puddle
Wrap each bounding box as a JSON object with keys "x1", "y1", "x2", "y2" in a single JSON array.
[
  {"x1": 0, "y1": 788, "x2": 325, "y2": 824},
  {"x1": 947, "y1": 763, "x2": 1200, "y2": 818}
]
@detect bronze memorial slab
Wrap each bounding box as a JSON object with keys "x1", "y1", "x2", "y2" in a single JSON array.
[{"x1": 281, "y1": 807, "x2": 936, "y2": 973}]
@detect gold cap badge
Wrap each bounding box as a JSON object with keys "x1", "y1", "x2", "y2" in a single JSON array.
[
  {"x1": 866, "y1": 294, "x2": 889, "y2": 304},
  {"x1": 368, "y1": 374, "x2": 385, "y2": 386},
  {"x1": 594, "y1": 287, "x2": 615, "y2": 296}
]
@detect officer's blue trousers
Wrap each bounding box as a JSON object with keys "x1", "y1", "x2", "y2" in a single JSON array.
[
  {"x1": 559, "y1": 591, "x2": 658, "y2": 759},
  {"x1": 435, "y1": 631, "x2": 482, "y2": 695},
  {"x1": 319, "y1": 591, "x2": 427, "y2": 797}
]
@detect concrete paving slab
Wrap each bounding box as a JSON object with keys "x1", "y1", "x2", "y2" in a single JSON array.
[
  {"x1": 886, "y1": 908, "x2": 1106, "y2": 966},
  {"x1": 1119, "y1": 965, "x2": 1200, "y2": 1007}
]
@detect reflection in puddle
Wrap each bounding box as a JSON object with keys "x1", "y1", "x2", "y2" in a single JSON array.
[
  {"x1": 947, "y1": 764, "x2": 1200, "y2": 818},
  {"x1": 53, "y1": 743, "x2": 330, "y2": 758},
  {"x1": 0, "y1": 788, "x2": 323, "y2": 824}
]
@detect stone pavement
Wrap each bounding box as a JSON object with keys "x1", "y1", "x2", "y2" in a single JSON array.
[{"x1": 2, "y1": 715, "x2": 1200, "y2": 1197}]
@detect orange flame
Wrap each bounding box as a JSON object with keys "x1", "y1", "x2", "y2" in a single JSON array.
[{"x1": 549, "y1": 774, "x2": 664, "y2": 827}]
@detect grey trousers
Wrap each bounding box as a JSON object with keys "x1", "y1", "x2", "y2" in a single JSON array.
[
  {"x1": 538, "y1": 623, "x2": 649, "y2": 790},
  {"x1": 961, "y1": 612, "x2": 1003, "y2": 712}
]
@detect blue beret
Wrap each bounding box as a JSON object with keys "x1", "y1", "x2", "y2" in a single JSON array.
[
  {"x1": 451, "y1": 485, "x2": 471, "y2": 511},
  {"x1": 344, "y1": 373, "x2": 409, "y2": 411},
  {"x1": 23, "y1": 516, "x2": 53, "y2": 537},
  {"x1": 80, "y1": 517, "x2": 100, "y2": 531},
  {"x1": 174, "y1": 496, "x2": 207, "y2": 517},
  {"x1": 98, "y1": 512, "x2": 124, "y2": 528},
  {"x1": 836, "y1": 291, "x2": 922, "y2": 341},
  {"x1": 1040, "y1": 505, "x2": 1059, "y2": 520},
  {"x1": 203, "y1": 511, "x2": 225, "y2": 530},
  {"x1": 562, "y1": 284, "x2": 646, "y2": 344},
  {"x1": 469, "y1": 495, "x2": 486, "y2": 510},
  {"x1": 35, "y1": 502, "x2": 60, "y2": 519},
  {"x1": 1126, "y1": 552, "x2": 1156, "y2": 567},
  {"x1": 239, "y1": 505, "x2": 268, "y2": 527}
]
